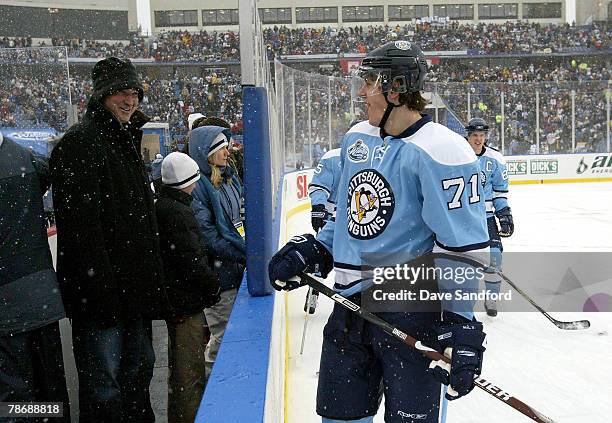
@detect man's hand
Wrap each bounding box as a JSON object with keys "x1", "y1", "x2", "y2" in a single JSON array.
[
  {"x1": 496, "y1": 207, "x2": 514, "y2": 237},
  {"x1": 428, "y1": 313, "x2": 486, "y2": 400},
  {"x1": 268, "y1": 234, "x2": 333, "y2": 291},
  {"x1": 311, "y1": 204, "x2": 330, "y2": 233}
]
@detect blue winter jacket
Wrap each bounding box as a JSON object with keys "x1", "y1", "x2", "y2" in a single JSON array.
[{"x1": 189, "y1": 125, "x2": 245, "y2": 291}]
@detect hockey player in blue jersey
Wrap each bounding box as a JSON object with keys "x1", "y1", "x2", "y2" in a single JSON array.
[
  {"x1": 309, "y1": 148, "x2": 342, "y2": 232},
  {"x1": 309, "y1": 121, "x2": 365, "y2": 233},
  {"x1": 304, "y1": 148, "x2": 341, "y2": 315},
  {"x1": 465, "y1": 117, "x2": 514, "y2": 317},
  {"x1": 269, "y1": 41, "x2": 489, "y2": 423},
  {"x1": 305, "y1": 123, "x2": 372, "y2": 315}
]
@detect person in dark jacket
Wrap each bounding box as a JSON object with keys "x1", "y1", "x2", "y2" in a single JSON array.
[
  {"x1": 155, "y1": 151, "x2": 220, "y2": 423},
  {"x1": 188, "y1": 125, "x2": 246, "y2": 378},
  {"x1": 0, "y1": 133, "x2": 70, "y2": 421},
  {"x1": 49, "y1": 57, "x2": 167, "y2": 423}
]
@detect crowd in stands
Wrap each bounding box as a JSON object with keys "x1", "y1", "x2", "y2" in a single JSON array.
[
  {"x1": 0, "y1": 67, "x2": 243, "y2": 135},
  {"x1": 1, "y1": 56, "x2": 608, "y2": 155},
  {"x1": 1, "y1": 21, "x2": 610, "y2": 155},
  {"x1": 426, "y1": 59, "x2": 611, "y2": 153},
  {"x1": 1, "y1": 21, "x2": 610, "y2": 62},
  {"x1": 0, "y1": 71, "x2": 71, "y2": 130},
  {"x1": 428, "y1": 58, "x2": 610, "y2": 83},
  {"x1": 0, "y1": 36, "x2": 33, "y2": 48},
  {"x1": 264, "y1": 21, "x2": 610, "y2": 56}
]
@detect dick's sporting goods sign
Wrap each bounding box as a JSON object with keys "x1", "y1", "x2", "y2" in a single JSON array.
[
  {"x1": 531, "y1": 159, "x2": 558, "y2": 175},
  {"x1": 505, "y1": 153, "x2": 612, "y2": 182},
  {"x1": 507, "y1": 160, "x2": 527, "y2": 176}
]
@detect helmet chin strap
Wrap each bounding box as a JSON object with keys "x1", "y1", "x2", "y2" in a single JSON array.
[{"x1": 378, "y1": 92, "x2": 401, "y2": 135}]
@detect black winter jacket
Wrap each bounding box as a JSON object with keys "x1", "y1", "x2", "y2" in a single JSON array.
[
  {"x1": 49, "y1": 98, "x2": 168, "y2": 326},
  {"x1": 0, "y1": 138, "x2": 65, "y2": 335},
  {"x1": 155, "y1": 185, "x2": 220, "y2": 316}
]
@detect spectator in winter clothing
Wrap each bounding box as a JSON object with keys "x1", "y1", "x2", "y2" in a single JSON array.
[
  {"x1": 192, "y1": 116, "x2": 244, "y2": 183},
  {"x1": 187, "y1": 113, "x2": 204, "y2": 131},
  {"x1": 0, "y1": 133, "x2": 70, "y2": 421},
  {"x1": 156, "y1": 152, "x2": 221, "y2": 423},
  {"x1": 49, "y1": 57, "x2": 167, "y2": 423},
  {"x1": 188, "y1": 125, "x2": 246, "y2": 378},
  {"x1": 180, "y1": 113, "x2": 205, "y2": 156},
  {"x1": 150, "y1": 153, "x2": 164, "y2": 193}
]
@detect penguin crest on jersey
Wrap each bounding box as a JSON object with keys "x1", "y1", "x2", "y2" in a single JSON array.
[
  {"x1": 347, "y1": 139, "x2": 369, "y2": 163},
  {"x1": 394, "y1": 40, "x2": 412, "y2": 50},
  {"x1": 347, "y1": 169, "x2": 395, "y2": 240}
]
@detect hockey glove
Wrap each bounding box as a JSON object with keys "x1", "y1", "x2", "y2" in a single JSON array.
[
  {"x1": 496, "y1": 207, "x2": 514, "y2": 237},
  {"x1": 311, "y1": 204, "x2": 330, "y2": 233},
  {"x1": 268, "y1": 234, "x2": 333, "y2": 291},
  {"x1": 428, "y1": 312, "x2": 486, "y2": 400}
]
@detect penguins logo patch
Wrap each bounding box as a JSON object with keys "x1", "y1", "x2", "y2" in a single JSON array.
[
  {"x1": 347, "y1": 139, "x2": 369, "y2": 163},
  {"x1": 395, "y1": 41, "x2": 412, "y2": 51},
  {"x1": 347, "y1": 169, "x2": 395, "y2": 239}
]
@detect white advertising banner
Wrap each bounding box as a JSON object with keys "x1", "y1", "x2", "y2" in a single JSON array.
[
  {"x1": 281, "y1": 169, "x2": 314, "y2": 216},
  {"x1": 505, "y1": 153, "x2": 612, "y2": 183}
]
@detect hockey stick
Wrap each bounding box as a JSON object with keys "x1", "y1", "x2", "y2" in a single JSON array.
[
  {"x1": 297, "y1": 272, "x2": 557, "y2": 423},
  {"x1": 433, "y1": 252, "x2": 590, "y2": 330},
  {"x1": 497, "y1": 271, "x2": 590, "y2": 330}
]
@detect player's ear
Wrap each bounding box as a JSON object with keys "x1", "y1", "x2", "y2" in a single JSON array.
[{"x1": 387, "y1": 90, "x2": 401, "y2": 105}]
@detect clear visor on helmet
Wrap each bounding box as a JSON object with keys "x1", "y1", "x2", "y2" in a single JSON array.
[
  {"x1": 350, "y1": 66, "x2": 408, "y2": 103},
  {"x1": 466, "y1": 125, "x2": 489, "y2": 135}
]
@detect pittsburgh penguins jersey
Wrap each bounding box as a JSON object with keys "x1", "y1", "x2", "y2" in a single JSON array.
[
  {"x1": 308, "y1": 148, "x2": 341, "y2": 214},
  {"x1": 476, "y1": 146, "x2": 509, "y2": 216},
  {"x1": 317, "y1": 116, "x2": 489, "y2": 290}
]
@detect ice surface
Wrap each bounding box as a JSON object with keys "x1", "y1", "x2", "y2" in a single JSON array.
[{"x1": 286, "y1": 182, "x2": 612, "y2": 422}]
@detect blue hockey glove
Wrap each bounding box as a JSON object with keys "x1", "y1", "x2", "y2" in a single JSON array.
[
  {"x1": 268, "y1": 234, "x2": 333, "y2": 291},
  {"x1": 428, "y1": 313, "x2": 486, "y2": 400},
  {"x1": 311, "y1": 204, "x2": 330, "y2": 233},
  {"x1": 496, "y1": 207, "x2": 514, "y2": 237}
]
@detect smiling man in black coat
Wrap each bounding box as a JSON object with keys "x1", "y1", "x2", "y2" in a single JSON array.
[{"x1": 50, "y1": 57, "x2": 167, "y2": 423}]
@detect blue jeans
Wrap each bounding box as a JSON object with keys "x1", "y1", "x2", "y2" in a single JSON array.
[{"x1": 71, "y1": 316, "x2": 155, "y2": 423}]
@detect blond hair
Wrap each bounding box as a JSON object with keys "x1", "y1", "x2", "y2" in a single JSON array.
[{"x1": 207, "y1": 156, "x2": 231, "y2": 188}]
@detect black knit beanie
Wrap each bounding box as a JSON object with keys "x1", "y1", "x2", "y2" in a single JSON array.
[{"x1": 92, "y1": 57, "x2": 144, "y2": 101}]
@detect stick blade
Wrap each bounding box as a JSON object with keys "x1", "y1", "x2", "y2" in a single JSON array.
[
  {"x1": 555, "y1": 319, "x2": 591, "y2": 330},
  {"x1": 532, "y1": 408, "x2": 558, "y2": 423}
]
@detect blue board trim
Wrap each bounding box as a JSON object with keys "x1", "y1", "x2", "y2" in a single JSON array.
[{"x1": 195, "y1": 274, "x2": 275, "y2": 423}]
